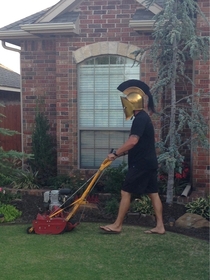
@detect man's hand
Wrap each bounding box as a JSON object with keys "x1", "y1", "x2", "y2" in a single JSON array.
[{"x1": 107, "y1": 153, "x2": 117, "y2": 161}]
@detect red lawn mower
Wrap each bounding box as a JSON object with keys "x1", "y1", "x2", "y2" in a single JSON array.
[{"x1": 27, "y1": 157, "x2": 112, "y2": 235}]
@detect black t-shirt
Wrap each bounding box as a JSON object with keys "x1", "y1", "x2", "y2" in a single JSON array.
[{"x1": 128, "y1": 110, "x2": 158, "y2": 170}]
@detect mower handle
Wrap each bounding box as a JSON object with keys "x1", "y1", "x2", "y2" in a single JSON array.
[{"x1": 63, "y1": 157, "x2": 112, "y2": 221}]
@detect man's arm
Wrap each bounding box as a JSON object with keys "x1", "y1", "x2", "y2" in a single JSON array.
[{"x1": 108, "y1": 134, "x2": 139, "y2": 161}]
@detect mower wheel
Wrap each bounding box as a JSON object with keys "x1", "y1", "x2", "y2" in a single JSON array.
[{"x1": 26, "y1": 226, "x2": 35, "y2": 234}]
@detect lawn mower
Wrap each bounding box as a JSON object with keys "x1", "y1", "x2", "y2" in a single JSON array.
[{"x1": 27, "y1": 157, "x2": 112, "y2": 235}]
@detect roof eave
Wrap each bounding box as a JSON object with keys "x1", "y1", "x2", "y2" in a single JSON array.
[
  {"x1": 0, "y1": 21, "x2": 80, "y2": 43},
  {"x1": 37, "y1": 0, "x2": 83, "y2": 23},
  {"x1": 0, "y1": 30, "x2": 37, "y2": 40},
  {"x1": 21, "y1": 22, "x2": 79, "y2": 35},
  {"x1": 129, "y1": 20, "x2": 155, "y2": 31},
  {"x1": 0, "y1": 86, "x2": 20, "y2": 92}
]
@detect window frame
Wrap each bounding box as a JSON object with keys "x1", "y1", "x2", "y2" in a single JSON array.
[{"x1": 77, "y1": 55, "x2": 140, "y2": 169}]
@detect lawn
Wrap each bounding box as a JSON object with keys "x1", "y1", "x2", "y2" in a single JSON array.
[{"x1": 0, "y1": 223, "x2": 209, "y2": 280}]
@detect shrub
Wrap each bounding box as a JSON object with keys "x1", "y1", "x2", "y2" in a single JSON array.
[
  {"x1": 130, "y1": 195, "x2": 154, "y2": 216},
  {"x1": 0, "y1": 150, "x2": 33, "y2": 185},
  {"x1": 102, "y1": 162, "x2": 127, "y2": 197},
  {"x1": 0, "y1": 174, "x2": 13, "y2": 186},
  {"x1": 29, "y1": 110, "x2": 57, "y2": 186},
  {"x1": 158, "y1": 162, "x2": 190, "y2": 196},
  {"x1": 0, "y1": 203, "x2": 22, "y2": 222},
  {"x1": 12, "y1": 168, "x2": 39, "y2": 189},
  {"x1": 47, "y1": 175, "x2": 71, "y2": 189},
  {"x1": 0, "y1": 190, "x2": 21, "y2": 204},
  {"x1": 104, "y1": 197, "x2": 119, "y2": 216},
  {"x1": 185, "y1": 197, "x2": 209, "y2": 220}
]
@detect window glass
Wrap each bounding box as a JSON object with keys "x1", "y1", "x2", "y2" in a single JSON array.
[{"x1": 78, "y1": 55, "x2": 140, "y2": 168}]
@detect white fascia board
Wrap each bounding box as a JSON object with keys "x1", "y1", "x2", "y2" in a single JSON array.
[
  {"x1": 20, "y1": 22, "x2": 79, "y2": 34},
  {"x1": 0, "y1": 30, "x2": 37, "y2": 40},
  {"x1": 129, "y1": 20, "x2": 155, "y2": 30},
  {"x1": 37, "y1": 0, "x2": 82, "y2": 23},
  {"x1": 136, "y1": 0, "x2": 162, "y2": 14},
  {"x1": 0, "y1": 86, "x2": 20, "y2": 92}
]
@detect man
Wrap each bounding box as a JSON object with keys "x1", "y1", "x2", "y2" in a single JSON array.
[{"x1": 100, "y1": 79, "x2": 165, "y2": 234}]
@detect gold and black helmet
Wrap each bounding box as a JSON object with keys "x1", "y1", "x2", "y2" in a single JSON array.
[{"x1": 117, "y1": 79, "x2": 154, "y2": 120}]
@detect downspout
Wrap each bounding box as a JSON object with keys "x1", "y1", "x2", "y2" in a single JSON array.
[{"x1": 1, "y1": 41, "x2": 24, "y2": 167}]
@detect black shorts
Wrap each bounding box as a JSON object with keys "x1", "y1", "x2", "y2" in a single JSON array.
[{"x1": 121, "y1": 167, "x2": 158, "y2": 195}]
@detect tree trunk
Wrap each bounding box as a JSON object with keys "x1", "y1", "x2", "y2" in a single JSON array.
[
  {"x1": 166, "y1": 79, "x2": 176, "y2": 204},
  {"x1": 166, "y1": 30, "x2": 177, "y2": 204},
  {"x1": 166, "y1": 168, "x2": 174, "y2": 204}
]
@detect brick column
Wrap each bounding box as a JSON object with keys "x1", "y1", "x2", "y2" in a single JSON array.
[
  {"x1": 192, "y1": 0, "x2": 210, "y2": 194},
  {"x1": 55, "y1": 37, "x2": 78, "y2": 174}
]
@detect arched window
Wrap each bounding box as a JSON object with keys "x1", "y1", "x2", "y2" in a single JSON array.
[{"x1": 78, "y1": 55, "x2": 140, "y2": 168}]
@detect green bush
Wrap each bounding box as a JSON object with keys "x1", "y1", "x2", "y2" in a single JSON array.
[
  {"x1": 102, "y1": 162, "x2": 127, "y2": 196},
  {"x1": 185, "y1": 196, "x2": 209, "y2": 220},
  {"x1": 130, "y1": 195, "x2": 154, "y2": 216},
  {"x1": 12, "y1": 168, "x2": 39, "y2": 189},
  {"x1": 0, "y1": 190, "x2": 21, "y2": 204},
  {"x1": 47, "y1": 175, "x2": 72, "y2": 189},
  {"x1": 0, "y1": 203, "x2": 22, "y2": 222},
  {"x1": 104, "y1": 197, "x2": 119, "y2": 216},
  {"x1": 0, "y1": 174, "x2": 13, "y2": 186},
  {"x1": 29, "y1": 110, "x2": 57, "y2": 186}
]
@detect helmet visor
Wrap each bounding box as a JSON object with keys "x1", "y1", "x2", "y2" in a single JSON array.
[{"x1": 120, "y1": 96, "x2": 135, "y2": 120}]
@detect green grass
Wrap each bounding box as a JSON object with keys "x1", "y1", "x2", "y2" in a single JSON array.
[{"x1": 0, "y1": 223, "x2": 209, "y2": 280}]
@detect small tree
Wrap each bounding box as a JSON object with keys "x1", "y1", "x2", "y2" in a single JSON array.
[
  {"x1": 29, "y1": 100, "x2": 57, "y2": 186},
  {"x1": 133, "y1": 0, "x2": 209, "y2": 203}
]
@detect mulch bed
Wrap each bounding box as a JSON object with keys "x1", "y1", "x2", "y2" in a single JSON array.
[{"x1": 4, "y1": 194, "x2": 210, "y2": 241}]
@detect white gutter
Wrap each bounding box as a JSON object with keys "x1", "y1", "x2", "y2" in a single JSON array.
[
  {"x1": 0, "y1": 30, "x2": 36, "y2": 40},
  {"x1": 21, "y1": 22, "x2": 79, "y2": 34},
  {"x1": 1, "y1": 41, "x2": 24, "y2": 166},
  {"x1": 0, "y1": 22, "x2": 79, "y2": 42},
  {"x1": 0, "y1": 86, "x2": 20, "y2": 92}
]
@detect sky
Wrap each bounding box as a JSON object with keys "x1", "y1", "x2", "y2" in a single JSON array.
[{"x1": 0, "y1": 0, "x2": 59, "y2": 74}]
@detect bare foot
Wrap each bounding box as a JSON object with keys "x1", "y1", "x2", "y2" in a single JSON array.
[
  {"x1": 100, "y1": 224, "x2": 121, "y2": 233},
  {"x1": 144, "y1": 226, "x2": 165, "y2": 235}
]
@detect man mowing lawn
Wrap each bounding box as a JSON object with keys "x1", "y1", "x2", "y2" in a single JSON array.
[{"x1": 100, "y1": 79, "x2": 165, "y2": 235}]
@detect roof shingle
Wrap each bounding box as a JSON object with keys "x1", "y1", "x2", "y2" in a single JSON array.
[
  {"x1": 0, "y1": 0, "x2": 163, "y2": 32},
  {"x1": 0, "y1": 64, "x2": 20, "y2": 89}
]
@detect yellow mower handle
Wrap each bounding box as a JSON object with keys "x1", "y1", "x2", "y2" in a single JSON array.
[{"x1": 49, "y1": 158, "x2": 113, "y2": 221}]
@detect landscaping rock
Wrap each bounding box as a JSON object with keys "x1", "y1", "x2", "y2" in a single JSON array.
[{"x1": 175, "y1": 213, "x2": 210, "y2": 229}]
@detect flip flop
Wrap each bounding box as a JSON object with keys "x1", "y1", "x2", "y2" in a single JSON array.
[
  {"x1": 144, "y1": 230, "x2": 165, "y2": 235},
  {"x1": 100, "y1": 226, "x2": 121, "y2": 234}
]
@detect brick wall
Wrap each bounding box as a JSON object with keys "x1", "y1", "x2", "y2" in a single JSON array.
[
  {"x1": 192, "y1": 0, "x2": 210, "y2": 193},
  {"x1": 21, "y1": 0, "x2": 158, "y2": 175},
  {"x1": 20, "y1": 0, "x2": 209, "y2": 191},
  {"x1": 21, "y1": 40, "x2": 57, "y2": 152}
]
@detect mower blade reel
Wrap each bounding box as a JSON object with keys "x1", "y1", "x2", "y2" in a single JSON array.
[
  {"x1": 32, "y1": 216, "x2": 67, "y2": 235},
  {"x1": 66, "y1": 221, "x2": 80, "y2": 232}
]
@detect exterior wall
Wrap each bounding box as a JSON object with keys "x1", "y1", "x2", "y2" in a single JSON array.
[
  {"x1": 193, "y1": 0, "x2": 210, "y2": 193},
  {"x1": 20, "y1": 0, "x2": 209, "y2": 191},
  {"x1": 21, "y1": 0, "x2": 160, "y2": 176},
  {"x1": 21, "y1": 40, "x2": 57, "y2": 152}
]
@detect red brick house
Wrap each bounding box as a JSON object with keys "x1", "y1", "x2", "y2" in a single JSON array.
[{"x1": 0, "y1": 0, "x2": 209, "y2": 192}]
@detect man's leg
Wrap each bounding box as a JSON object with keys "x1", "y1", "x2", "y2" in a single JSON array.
[
  {"x1": 146, "y1": 193, "x2": 165, "y2": 234},
  {"x1": 100, "y1": 190, "x2": 131, "y2": 233}
]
